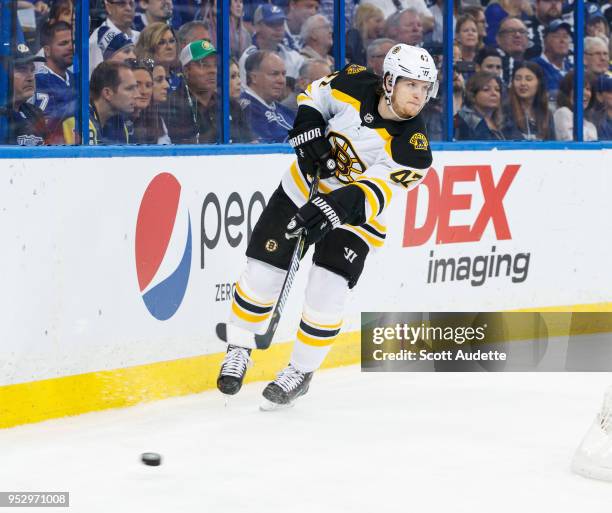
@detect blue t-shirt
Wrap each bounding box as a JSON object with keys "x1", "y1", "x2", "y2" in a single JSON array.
[
  {"x1": 239, "y1": 89, "x2": 295, "y2": 143},
  {"x1": 35, "y1": 66, "x2": 76, "y2": 135},
  {"x1": 530, "y1": 56, "x2": 571, "y2": 95}
]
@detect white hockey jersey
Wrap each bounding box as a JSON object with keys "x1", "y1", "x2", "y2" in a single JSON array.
[{"x1": 281, "y1": 64, "x2": 433, "y2": 251}]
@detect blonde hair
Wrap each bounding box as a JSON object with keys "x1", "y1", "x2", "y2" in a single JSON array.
[
  {"x1": 354, "y1": 3, "x2": 384, "y2": 42},
  {"x1": 135, "y1": 22, "x2": 178, "y2": 65}
]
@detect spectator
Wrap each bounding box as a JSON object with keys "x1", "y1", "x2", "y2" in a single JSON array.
[
  {"x1": 422, "y1": 50, "x2": 444, "y2": 140},
  {"x1": 63, "y1": 61, "x2": 138, "y2": 144},
  {"x1": 285, "y1": 0, "x2": 321, "y2": 50},
  {"x1": 299, "y1": 14, "x2": 334, "y2": 67},
  {"x1": 284, "y1": 57, "x2": 332, "y2": 110},
  {"x1": 503, "y1": 61, "x2": 554, "y2": 140},
  {"x1": 346, "y1": 4, "x2": 385, "y2": 67},
  {"x1": 48, "y1": 0, "x2": 74, "y2": 25},
  {"x1": 428, "y1": 0, "x2": 461, "y2": 45},
  {"x1": 385, "y1": 8, "x2": 424, "y2": 47},
  {"x1": 135, "y1": 22, "x2": 181, "y2": 90},
  {"x1": 240, "y1": 50, "x2": 295, "y2": 143},
  {"x1": 366, "y1": 38, "x2": 396, "y2": 76},
  {"x1": 239, "y1": 5, "x2": 305, "y2": 91},
  {"x1": 456, "y1": 14, "x2": 480, "y2": 63},
  {"x1": 229, "y1": 58, "x2": 255, "y2": 142},
  {"x1": 361, "y1": 0, "x2": 434, "y2": 32},
  {"x1": 452, "y1": 43, "x2": 466, "y2": 115},
  {"x1": 524, "y1": 0, "x2": 563, "y2": 60},
  {"x1": 594, "y1": 74, "x2": 612, "y2": 139},
  {"x1": 229, "y1": 0, "x2": 252, "y2": 60},
  {"x1": 462, "y1": 5, "x2": 487, "y2": 42},
  {"x1": 152, "y1": 63, "x2": 170, "y2": 104},
  {"x1": 172, "y1": 0, "x2": 201, "y2": 28},
  {"x1": 166, "y1": 39, "x2": 218, "y2": 143},
  {"x1": 475, "y1": 46, "x2": 504, "y2": 78},
  {"x1": 319, "y1": 0, "x2": 355, "y2": 36},
  {"x1": 129, "y1": 60, "x2": 154, "y2": 135},
  {"x1": 297, "y1": 58, "x2": 332, "y2": 92},
  {"x1": 89, "y1": 0, "x2": 140, "y2": 76},
  {"x1": 3, "y1": 44, "x2": 48, "y2": 145},
  {"x1": 177, "y1": 20, "x2": 212, "y2": 50},
  {"x1": 98, "y1": 26, "x2": 137, "y2": 64},
  {"x1": 35, "y1": 21, "x2": 76, "y2": 142},
  {"x1": 133, "y1": 62, "x2": 172, "y2": 143},
  {"x1": 553, "y1": 70, "x2": 598, "y2": 141},
  {"x1": 455, "y1": 71, "x2": 505, "y2": 140},
  {"x1": 484, "y1": 0, "x2": 532, "y2": 47},
  {"x1": 496, "y1": 16, "x2": 530, "y2": 84},
  {"x1": 584, "y1": 36, "x2": 610, "y2": 78},
  {"x1": 530, "y1": 19, "x2": 572, "y2": 103},
  {"x1": 133, "y1": 0, "x2": 174, "y2": 32},
  {"x1": 193, "y1": 0, "x2": 216, "y2": 44},
  {"x1": 586, "y1": 5, "x2": 610, "y2": 43}
]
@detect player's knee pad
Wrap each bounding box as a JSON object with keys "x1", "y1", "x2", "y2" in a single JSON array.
[
  {"x1": 313, "y1": 228, "x2": 370, "y2": 288},
  {"x1": 230, "y1": 258, "x2": 286, "y2": 333},
  {"x1": 245, "y1": 186, "x2": 300, "y2": 271}
]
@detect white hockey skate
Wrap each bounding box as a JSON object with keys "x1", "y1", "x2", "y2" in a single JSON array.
[
  {"x1": 571, "y1": 387, "x2": 612, "y2": 481},
  {"x1": 260, "y1": 364, "x2": 313, "y2": 411}
]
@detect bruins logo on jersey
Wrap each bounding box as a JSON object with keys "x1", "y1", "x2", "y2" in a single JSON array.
[
  {"x1": 328, "y1": 132, "x2": 366, "y2": 183},
  {"x1": 346, "y1": 64, "x2": 367, "y2": 75},
  {"x1": 409, "y1": 133, "x2": 428, "y2": 150}
]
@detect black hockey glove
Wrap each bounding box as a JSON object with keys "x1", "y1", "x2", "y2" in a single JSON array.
[
  {"x1": 285, "y1": 193, "x2": 348, "y2": 245},
  {"x1": 288, "y1": 123, "x2": 337, "y2": 179}
]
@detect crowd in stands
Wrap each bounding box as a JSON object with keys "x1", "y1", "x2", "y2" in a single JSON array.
[{"x1": 2, "y1": 0, "x2": 612, "y2": 145}]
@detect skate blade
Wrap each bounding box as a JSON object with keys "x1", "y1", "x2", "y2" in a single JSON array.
[
  {"x1": 259, "y1": 399, "x2": 296, "y2": 412},
  {"x1": 571, "y1": 458, "x2": 612, "y2": 482}
]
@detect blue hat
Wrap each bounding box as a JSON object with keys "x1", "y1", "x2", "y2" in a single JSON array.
[
  {"x1": 97, "y1": 26, "x2": 134, "y2": 60},
  {"x1": 596, "y1": 74, "x2": 612, "y2": 93},
  {"x1": 586, "y1": 2, "x2": 606, "y2": 24},
  {"x1": 253, "y1": 4, "x2": 286, "y2": 25},
  {"x1": 544, "y1": 19, "x2": 572, "y2": 36}
]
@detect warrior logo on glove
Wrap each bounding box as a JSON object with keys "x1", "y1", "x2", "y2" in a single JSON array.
[
  {"x1": 288, "y1": 123, "x2": 337, "y2": 179},
  {"x1": 285, "y1": 193, "x2": 348, "y2": 245}
]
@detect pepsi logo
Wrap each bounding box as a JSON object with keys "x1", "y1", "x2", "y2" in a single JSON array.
[{"x1": 135, "y1": 173, "x2": 192, "y2": 320}]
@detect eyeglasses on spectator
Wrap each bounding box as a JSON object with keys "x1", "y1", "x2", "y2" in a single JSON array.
[
  {"x1": 499, "y1": 29, "x2": 528, "y2": 36},
  {"x1": 106, "y1": 0, "x2": 136, "y2": 6}
]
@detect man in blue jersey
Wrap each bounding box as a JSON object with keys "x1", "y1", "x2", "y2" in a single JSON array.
[
  {"x1": 238, "y1": 5, "x2": 305, "y2": 91},
  {"x1": 35, "y1": 21, "x2": 76, "y2": 144},
  {"x1": 530, "y1": 19, "x2": 572, "y2": 103},
  {"x1": 240, "y1": 50, "x2": 295, "y2": 143},
  {"x1": 3, "y1": 44, "x2": 49, "y2": 145}
]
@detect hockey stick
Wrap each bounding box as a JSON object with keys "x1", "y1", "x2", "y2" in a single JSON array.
[{"x1": 253, "y1": 169, "x2": 321, "y2": 349}]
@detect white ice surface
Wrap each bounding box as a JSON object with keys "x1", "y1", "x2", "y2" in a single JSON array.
[{"x1": 1, "y1": 367, "x2": 611, "y2": 513}]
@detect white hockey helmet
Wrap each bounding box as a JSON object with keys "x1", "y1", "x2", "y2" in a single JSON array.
[{"x1": 383, "y1": 44, "x2": 439, "y2": 106}]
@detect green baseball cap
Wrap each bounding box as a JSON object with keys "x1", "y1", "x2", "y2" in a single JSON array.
[{"x1": 180, "y1": 39, "x2": 216, "y2": 66}]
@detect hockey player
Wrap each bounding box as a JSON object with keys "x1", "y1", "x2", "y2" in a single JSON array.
[{"x1": 216, "y1": 43, "x2": 438, "y2": 408}]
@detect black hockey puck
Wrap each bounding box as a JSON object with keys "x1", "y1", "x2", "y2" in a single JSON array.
[{"x1": 141, "y1": 452, "x2": 162, "y2": 466}]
